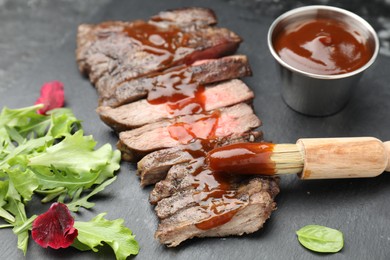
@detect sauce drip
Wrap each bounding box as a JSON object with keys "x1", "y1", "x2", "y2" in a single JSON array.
[
  {"x1": 123, "y1": 22, "x2": 207, "y2": 117},
  {"x1": 124, "y1": 22, "x2": 188, "y2": 53},
  {"x1": 168, "y1": 110, "x2": 220, "y2": 144},
  {"x1": 147, "y1": 66, "x2": 206, "y2": 115},
  {"x1": 207, "y1": 142, "x2": 276, "y2": 175},
  {"x1": 273, "y1": 18, "x2": 373, "y2": 75},
  {"x1": 123, "y1": 22, "x2": 189, "y2": 69},
  {"x1": 178, "y1": 139, "x2": 246, "y2": 230},
  {"x1": 123, "y1": 21, "x2": 247, "y2": 230}
]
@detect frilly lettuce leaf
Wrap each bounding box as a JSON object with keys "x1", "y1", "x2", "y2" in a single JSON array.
[
  {"x1": 0, "y1": 104, "x2": 129, "y2": 255},
  {"x1": 73, "y1": 213, "x2": 139, "y2": 260}
]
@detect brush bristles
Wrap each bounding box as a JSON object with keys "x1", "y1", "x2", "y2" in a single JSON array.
[{"x1": 271, "y1": 144, "x2": 304, "y2": 175}]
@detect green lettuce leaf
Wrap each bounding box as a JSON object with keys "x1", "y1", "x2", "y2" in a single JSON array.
[
  {"x1": 0, "y1": 105, "x2": 49, "y2": 139},
  {"x1": 0, "y1": 104, "x2": 129, "y2": 256},
  {"x1": 47, "y1": 108, "x2": 81, "y2": 138},
  {"x1": 73, "y1": 213, "x2": 139, "y2": 260},
  {"x1": 0, "y1": 181, "x2": 15, "y2": 223},
  {"x1": 7, "y1": 166, "x2": 39, "y2": 203},
  {"x1": 4, "y1": 180, "x2": 29, "y2": 255},
  {"x1": 28, "y1": 130, "x2": 115, "y2": 175}
]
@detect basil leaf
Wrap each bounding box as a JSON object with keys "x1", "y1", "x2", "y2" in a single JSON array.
[{"x1": 296, "y1": 225, "x2": 344, "y2": 253}]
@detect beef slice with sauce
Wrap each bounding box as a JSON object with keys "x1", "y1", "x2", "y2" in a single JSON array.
[
  {"x1": 154, "y1": 177, "x2": 279, "y2": 247},
  {"x1": 97, "y1": 79, "x2": 254, "y2": 130},
  {"x1": 138, "y1": 131, "x2": 261, "y2": 187},
  {"x1": 98, "y1": 54, "x2": 252, "y2": 107},
  {"x1": 117, "y1": 103, "x2": 261, "y2": 161},
  {"x1": 76, "y1": 7, "x2": 242, "y2": 96}
]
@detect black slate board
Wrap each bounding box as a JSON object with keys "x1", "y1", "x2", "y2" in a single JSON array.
[{"x1": 1, "y1": 0, "x2": 390, "y2": 259}]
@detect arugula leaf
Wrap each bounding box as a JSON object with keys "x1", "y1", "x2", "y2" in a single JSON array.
[
  {"x1": 67, "y1": 177, "x2": 117, "y2": 212},
  {"x1": 296, "y1": 225, "x2": 344, "y2": 253},
  {"x1": 4, "y1": 180, "x2": 29, "y2": 255},
  {"x1": 32, "y1": 165, "x2": 99, "y2": 195},
  {"x1": 73, "y1": 213, "x2": 139, "y2": 260}
]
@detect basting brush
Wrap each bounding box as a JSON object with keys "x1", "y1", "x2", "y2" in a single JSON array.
[{"x1": 207, "y1": 137, "x2": 390, "y2": 179}]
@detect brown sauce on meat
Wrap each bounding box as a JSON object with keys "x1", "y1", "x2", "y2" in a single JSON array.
[
  {"x1": 273, "y1": 18, "x2": 372, "y2": 75},
  {"x1": 147, "y1": 66, "x2": 206, "y2": 115},
  {"x1": 207, "y1": 143, "x2": 276, "y2": 175},
  {"x1": 123, "y1": 22, "x2": 209, "y2": 117},
  {"x1": 171, "y1": 138, "x2": 246, "y2": 230},
  {"x1": 123, "y1": 20, "x2": 248, "y2": 231},
  {"x1": 123, "y1": 22, "x2": 190, "y2": 68},
  {"x1": 123, "y1": 22, "x2": 189, "y2": 53},
  {"x1": 168, "y1": 110, "x2": 220, "y2": 144}
]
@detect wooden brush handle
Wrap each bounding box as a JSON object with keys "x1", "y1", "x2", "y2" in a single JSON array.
[{"x1": 296, "y1": 137, "x2": 390, "y2": 179}]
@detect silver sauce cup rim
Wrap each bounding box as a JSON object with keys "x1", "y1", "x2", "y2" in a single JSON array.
[{"x1": 267, "y1": 5, "x2": 380, "y2": 80}]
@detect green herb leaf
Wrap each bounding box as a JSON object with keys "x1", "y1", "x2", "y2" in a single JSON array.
[
  {"x1": 73, "y1": 213, "x2": 139, "y2": 260},
  {"x1": 296, "y1": 225, "x2": 344, "y2": 253},
  {"x1": 0, "y1": 181, "x2": 15, "y2": 223},
  {"x1": 67, "y1": 177, "x2": 117, "y2": 212},
  {"x1": 4, "y1": 180, "x2": 29, "y2": 255},
  {"x1": 7, "y1": 167, "x2": 39, "y2": 203},
  {"x1": 47, "y1": 108, "x2": 81, "y2": 138},
  {"x1": 0, "y1": 104, "x2": 130, "y2": 256},
  {"x1": 29, "y1": 130, "x2": 115, "y2": 176}
]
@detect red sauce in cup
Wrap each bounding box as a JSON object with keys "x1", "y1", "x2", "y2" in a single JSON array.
[{"x1": 273, "y1": 18, "x2": 373, "y2": 75}]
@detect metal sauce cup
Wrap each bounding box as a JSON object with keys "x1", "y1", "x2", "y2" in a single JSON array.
[{"x1": 268, "y1": 5, "x2": 379, "y2": 116}]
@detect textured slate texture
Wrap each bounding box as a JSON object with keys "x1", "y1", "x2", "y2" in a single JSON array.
[{"x1": 0, "y1": 0, "x2": 390, "y2": 259}]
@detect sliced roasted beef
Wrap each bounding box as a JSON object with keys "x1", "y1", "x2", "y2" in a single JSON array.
[
  {"x1": 154, "y1": 177, "x2": 279, "y2": 247},
  {"x1": 76, "y1": 8, "x2": 241, "y2": 97},
  {"x1": 117, "y1": 103, "x2": 261, "y2": 161},
  {"x1": 150, "y1": 163, "x2": 196, "y2": 204},
  {"x1": 149, "y1": 7, "x2": 217, "y2": 28},
  {"x1": 98, "y1": 79, "x2": 254, "y2": 130},
  {"x1": 99, "y1": 55, "x2": 252, "y2": 107},
  {"x1": 76, "y1": 7, "x2": 280, "y2": 247},
  {"x1": 138, "y1": 131, "x2": 261, "y2": 187}
]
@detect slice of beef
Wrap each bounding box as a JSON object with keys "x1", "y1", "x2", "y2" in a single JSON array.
[
  {"x1": 154, "y1": 177, "x2": 279, "y2": 247},
  {"x1": 149, "y1": 7, "x2": 217, "y2": 28},
  {"x1": 149, "y1": 163, "x2": 197, "y2": 204},
  {"x1": 99, "y1": 55, "x2": 252, "y2": 107},
  {"x1": 77, "y1": 7, "x2": 218, "y2": 75},
  {"x1": 97, "y1": 79, "x2": 254, "y2": 130},
  {"x1": 138, "y1": 131, "x2": 261, "y2": 187},
  {"x1": 117, "y1": 103, "x2": 261, "y2": 161},
  {"x1": 76, "y1": 9, "x2": 241, "y2": 96}
]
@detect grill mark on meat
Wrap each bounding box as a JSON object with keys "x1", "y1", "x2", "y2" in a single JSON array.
[
  {"x1": 97, "y1": 79, "x2": 254, "y2": 130},
  {"x1": 99, "y1": 55, "x2": 252, "y2": 107},
  {"x1": 138, "y1": 131, "x2": 261, "y2": 187},
  {"x1": 155, "y1": 177, "x2": 279, "y2": 247},
  {"x1": 117, "y1": 103, "x2": 261, "y2": 161}
]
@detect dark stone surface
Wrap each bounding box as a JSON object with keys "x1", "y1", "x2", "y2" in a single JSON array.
[{"x1": 0, "y1": 0, "x2": 389, "y2": 259}]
